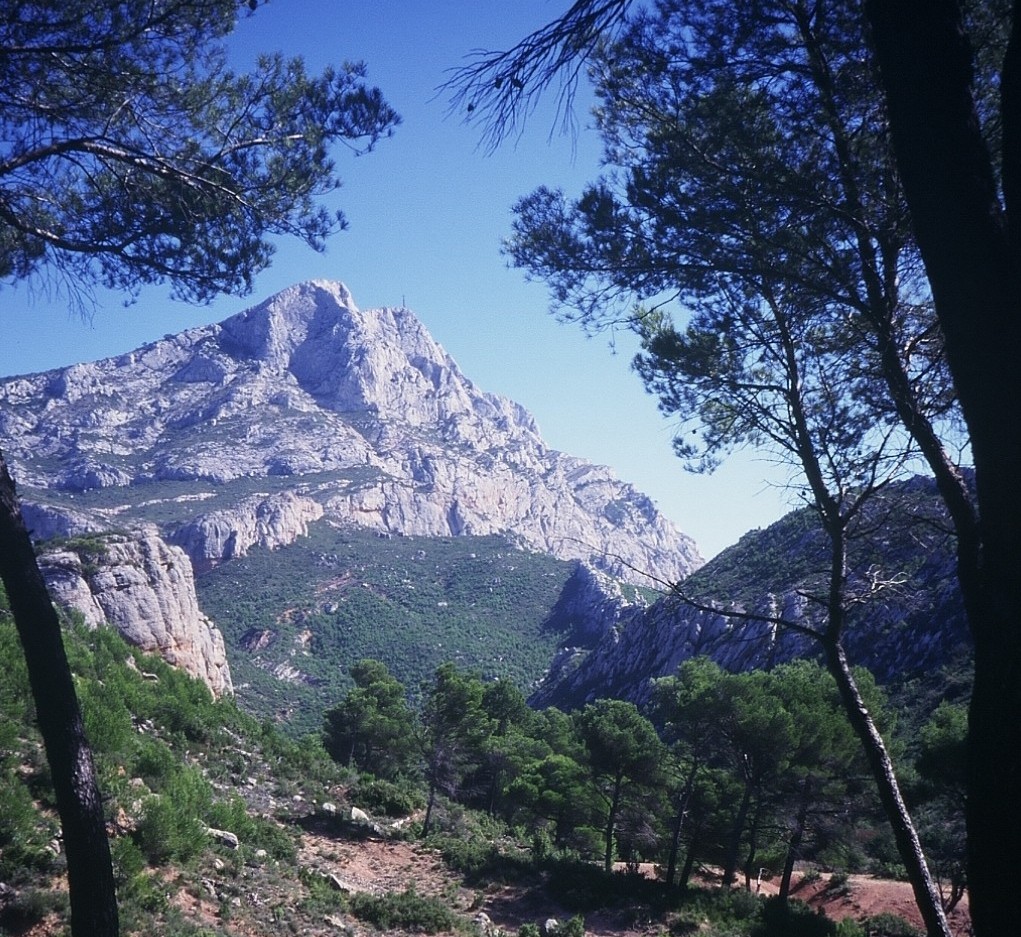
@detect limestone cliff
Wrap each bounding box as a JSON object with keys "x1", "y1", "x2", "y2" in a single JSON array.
[{"x1": 39, "y1": 529, "x2": 233, "y2": 697}]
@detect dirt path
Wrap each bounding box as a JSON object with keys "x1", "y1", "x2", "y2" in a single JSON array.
[{"x1": 300, "y1": 833, "x2": 972, "y2": 936}]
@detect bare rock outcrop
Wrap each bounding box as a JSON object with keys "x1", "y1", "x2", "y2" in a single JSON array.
[
  {"x1": 169, "y1": 490, "x2": 324, "y2": 573},
  {"x1": 39, "y1": 529, "x2": 233, "y2": 697}
]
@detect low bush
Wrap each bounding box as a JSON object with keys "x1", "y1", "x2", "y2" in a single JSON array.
[
  {"x1": 425, "y1": 812, "x2": 534, "y2": 884},
  {"x1": 0, "y1": 886, "x2": 70, "y2": 933},
  {"x1": 136, "y1": 765, "x2": 212, "y2": 864},
  {"x1": 752, "y1": 896, "x2": 835, "y2": 937},
  {"x1": 858, "y1": 912, "x2": 922, "y2": 937},
  {"x1": 667, "y1": 886, "x2": 764, "y2": 934},
  {"x1": 348, "y1": 884, "x2": 463, "y2": 933},
  {"x1": 352, "y1": 776, "x2": 425, "y2": 817},
  {"x1": 0, "y1": 770, "x2": 59, "y2": 881},
  {"x1": 545, "y1": 859, "x2": 668, "y2": 912}
]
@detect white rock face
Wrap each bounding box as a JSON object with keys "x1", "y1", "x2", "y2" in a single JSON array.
[
  {"x1": 39, "y1": 530, "x2": 233, "y2": 697},
  {"x1": 2, "y1": 280, "x2": 703, "y2": 586},
  {"x1": 169, "y1": 491, "x2": 324, "y2": 573}
]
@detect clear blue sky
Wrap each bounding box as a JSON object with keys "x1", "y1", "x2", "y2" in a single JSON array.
[{"x1": 0, "y1": 0, "x2": 792, "y2": 558}]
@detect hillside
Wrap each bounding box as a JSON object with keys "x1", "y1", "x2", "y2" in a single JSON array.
[
  {"x1": 195, "y1": 526, "x2": 582, "y2": 737},
  {"x1": 0, "y1": 589, "x2": 968, "y2": 937},
  {"x1": 532, "y1": 476, "x2": 970, "y2": 709}
]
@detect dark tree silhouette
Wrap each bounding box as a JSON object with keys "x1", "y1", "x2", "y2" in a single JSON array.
[{"x1": 865, "y1": 3, "x2": 1021, "y2": 934}]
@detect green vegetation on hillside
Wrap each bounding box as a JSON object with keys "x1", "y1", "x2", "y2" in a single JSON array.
[
  {"x1": 1, "y1": 566, "x2": 963, "y2": 936},
  {"x1": 197, "y1": 524, "x2": 576, "y2": 736},
  {"x1": 685, "y1": 482, "x2": 959, "y2": 607},
  {"x1": 0, "y1": 583, "x2": 354, "y2": 936}
]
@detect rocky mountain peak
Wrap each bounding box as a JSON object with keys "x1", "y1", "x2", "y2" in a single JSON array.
[{"x1": 3, "y1": 280, "x2": 702, "y2": 588}]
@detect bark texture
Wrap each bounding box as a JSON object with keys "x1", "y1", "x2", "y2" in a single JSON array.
[
  {"x1": 866, "y1": 3, "x2": 1021, "y2": 934},
  {"x1": 0, "y1": 450, "x2": 119, "y2": 937}
]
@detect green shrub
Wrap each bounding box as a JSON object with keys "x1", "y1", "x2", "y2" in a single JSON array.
[
  {"x1": 420, "y1": 807, "x2": 533, "y2": 884},
  {"x1": 298, "y1": 867, "x2": 347, "y2": 915},
  {"x1": 79, "y1": 678, "x2": 134, "y2": 757},
  {"x1": 0, "y1": 886, "x2": 70, "y2": 934},
  {"x1": 825, "y1": 871, "x2": 852, "y2": 897},
  {"x1": 206, "y1": 794, "x2": 296, "y2": 861},
  {"x1": 137, "y1": 795, "x2": 206, "y2": 865},
  {"x1": 132, "y1": 738, "x2": 179, "y2": 789},
  {"x1": 136, "y1": 765, "x2": 212, "y2": 864},
  {"x1": 352, "y1": 776, "x2": 425, "y2": 817},
  {"x1": 551, "y1": 916, "x2": 586, "y2": 937},
  {"x1": 667, "y1": 887, "x2": 764, "y2": 934},
  {"x1": 0, "y1": 770, "x2": 58, "y2": 880},
  {"x1": 111, "y1": 835, "x2": 146, "y2": 886},
  {"x1": 112, "y1": 837, "x2": 171, "y2": 924},
  {"x1": 348, "y1": 884, "x2": 462, "y2": 933},
  {"x1": 858, "y1": 913, "x2": 922, "y2": 937},
  {"x1": 752, "y1": 896, "x2": 835, "y2": 937}
]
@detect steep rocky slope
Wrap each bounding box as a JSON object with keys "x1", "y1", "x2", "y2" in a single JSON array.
[
  {"x1": 532, "y1": 478, "x2": 970, "y2": 708},
  {"x1": 38, "y1": 528, "x2": 233, "y2": 696},
  {"x1": 2, "y1": 281, "x2": 701, "y2": 586}
]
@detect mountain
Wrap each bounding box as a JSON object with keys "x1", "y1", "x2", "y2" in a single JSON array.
[
  {"x1": 2, "y1": 281, "x2": 699, "y2": 582},
  {"x1": 0, "y1": 280, "x2": 701, "y2": 698},
  {"x1": 531, "y1": 477, "x2": 971, "y2": 709}
]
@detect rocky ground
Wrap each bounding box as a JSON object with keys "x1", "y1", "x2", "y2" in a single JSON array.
[
  {"x1": 290, "y1": 824, "x2": 973, "y2": 937},
  {"x1": 11, "y1": 813, "x2": 972, "y2": 937}
]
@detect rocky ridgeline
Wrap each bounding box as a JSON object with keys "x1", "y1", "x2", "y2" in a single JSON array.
[
  {"x1": 532, "y1": 484, "x2": 971, "y2": 709},
  {"x1": 2, "y1": 281, "x2": 700, "y2": 584},
  {"x1": 1, "y1": 281, "x2": 703, "y2": 694}
]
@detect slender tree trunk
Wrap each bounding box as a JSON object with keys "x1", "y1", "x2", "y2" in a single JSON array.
[
  {"x1": 678, "y1": 833, "x2": 698, "y2": 889},
  {"x1": 722, "y1": 779, "x2": 752, "y2": 887},
  {"x1": 665, "y1": 769, "x2": 696, "y2": 889},
  {"x1": 0, "y1": 451, "x2": 119, "y2": 937},
  {"x1": 742, "y1": 801, "x2": 764, "y2": 891},
  {"x1": 603, "y1": 773, "x2": 623, "y2": 874},
  {"x1": 665, "y1": 806, "x2": 683, "y2": 889},
  {"x1": 865, "y1": 4, "x2": 1021, "y2": 934},
  {"x1": 422, "y1": 783, "x2": 438, "y2": 838},
  {"x1": 779, "y1": 779, "x2": 812, "y2": 904},
  {"x1": 825, "y1": 639, "x2": 951, "y2": 937}
]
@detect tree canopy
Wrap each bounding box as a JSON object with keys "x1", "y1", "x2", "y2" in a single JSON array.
[
  {"x1": 445, "y1": 2, "x2": 1021, "y2": 933},
  {"x1": 0, "y1": 0, "x2": 398, "y2": 305}
]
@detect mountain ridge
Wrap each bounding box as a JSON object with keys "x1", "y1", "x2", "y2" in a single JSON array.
[
  {"x1": 1, "y1": 280, "x2": 702, "y2": 699},
  {"x1": 1, "y1": 280, "x2": 702, "y2": 586},
  {"x1": 531, "y1": 477, "x2": 970, "y2": 709}
]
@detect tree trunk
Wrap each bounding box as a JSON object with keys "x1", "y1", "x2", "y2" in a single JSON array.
[
  {"x1": 603, "y1": 773, "x2": 623, "y2": 874},
  {"x1": 722, "y1": 779, "x2": 752, "y2": 887},
  {"x1": 665, "y1": 764, "x2": 698, "y2": 889},
  {"x1": 742, "y1": 800, "x2": 764, "y2": 891},
  {"x1": 865, "y1": 4, "x2": 1021, "y2": 935},
  {"x1": 678, "y1": 833, "x2": 698, "y2": 889},
  {"x1": 422, "y1": 783, "x2": 438, "y2": 838},
  {"x1": 0, "y1": 451, "x2": 119, "y2": 937},
  {"x1": 665, "y1": 807, "x2": 683, "y2": 889},
  {"x1": 779, "y1": 779, "x2": 812, "y2": 904},
  {"x1": 825, "y1": 639, "x2": 951, "y2": 937}
]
